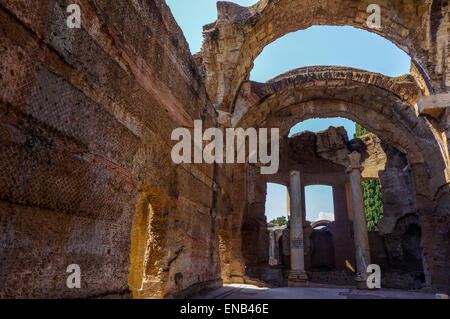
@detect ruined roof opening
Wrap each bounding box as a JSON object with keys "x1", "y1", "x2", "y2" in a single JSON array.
[
  {"x1": 251, "y1": 26, "x2": 411, "y2": 83},
  {"x1": 166, "y1": 0, "x2": 259, "y2": 53},
  {"x1": 288, "y1": 118, "x2": 356, "y2": 138}
]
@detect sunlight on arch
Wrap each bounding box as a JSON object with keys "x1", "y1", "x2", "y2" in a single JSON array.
[
  {"x1": 289, "y1": 117, "x2": 356, "y2": 138},
  {"x1": 265, "y1": 183, "x2": 288, "y2": 223},
  {"x1": 251, "y1": 26, "x2": 411, "y2": 83},
  {"x1": 305, "y1": 185, "x2": 335, "y2": 223}
]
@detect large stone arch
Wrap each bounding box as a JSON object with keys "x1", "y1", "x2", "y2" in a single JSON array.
[
  {"x1": 199, "y1": 0, "x2": 448, "y2": 110},
  {"x1": 234, "y1": 67, "x2": 448, "y2": 193},
  {"x1": 233, "y1": 66, "x2": 450, "y2": 290}
]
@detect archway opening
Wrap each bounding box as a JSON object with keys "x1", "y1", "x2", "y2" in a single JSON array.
[
  {"x1": 218, "y1": 2, "x2": 434, "y2": 112},
  {"x1": 310, "y1": 229, "x2": 336, "y2": 271},
  {"x1": 266, "y1": 183, "x2": 288, "y2": 226},
  {"x1": 305, "y1": 185, "x2": 336, "y2": 271},
  {"x1": 226, "y1": 11, "x2": 447, "y2": 289},
  {"x1": 289, "y1": 117, "x2": 356, "y2": 138},
  {"x1": 305, "y1": 185, "x2": 335, "y2": 223},
  {"x1": 266, "y1": 183, "x2": 288, "y2": 267},
  {"x1": 251, "y1": 26, "x2": 411, "y2": 83}
]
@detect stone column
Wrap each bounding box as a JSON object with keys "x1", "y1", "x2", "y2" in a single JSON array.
[
  {"x1": 346, "y1": 152, "x2": 371, "y2": 289},
  {"x1": 288, "y1": 171, "x2": 308, "y2": 286},
  {"x1": 286, "y1": 190, "x2": 291, "y2": 218}
]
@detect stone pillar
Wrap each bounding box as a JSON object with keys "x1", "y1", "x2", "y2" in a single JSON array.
[
  {"x1": 286, "y1": 190, "x2": 291, "y2": 218},
  {"x1": 288, "y1": 171, "x2": 308, "y2": 286},
  {"x1": 346, "y1": 152, "x2": 371, "y2": 289}
]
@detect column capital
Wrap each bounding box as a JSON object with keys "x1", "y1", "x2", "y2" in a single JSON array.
[
  {"x1": 289, "y1": 170, "x2": 300, "y2": 178},
  {"x1": 346, "y1": 151, "x2": 363, "y2": 174}
]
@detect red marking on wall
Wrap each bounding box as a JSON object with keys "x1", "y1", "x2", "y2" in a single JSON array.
[{"x1": 107, "y1": 26, "x2": 194, "y2": 128}]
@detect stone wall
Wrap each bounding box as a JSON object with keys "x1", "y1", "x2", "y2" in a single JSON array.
[{"x1": 0, "y1": 0, "x2": 237, "y2": 298}]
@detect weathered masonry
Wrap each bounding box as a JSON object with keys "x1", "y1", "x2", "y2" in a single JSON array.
[{"x1": 0, "y1": 0, "x2": 448, "y2": 298}]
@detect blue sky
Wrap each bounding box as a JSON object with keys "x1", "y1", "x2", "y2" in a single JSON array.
[
  {"x1": 266, "y1": 184, "x2": 334, "y2": 222},
  {"x1": 166, "y1": 0, "x2": 259, "y2": 53},
  {"x1": 166, "y1": 0, "x2": 411, "y2": 222}
]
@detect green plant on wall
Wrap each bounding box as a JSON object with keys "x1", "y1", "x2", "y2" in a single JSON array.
[
  {"x1": 362, "y1": 179, "x2": 383, "y2": 231},
  {"x1": 354, "y1": 123, "x2": 384, "y2": 231},
  {"x1": 354, "y1": 123, "x2": 370, "y2": 137}
]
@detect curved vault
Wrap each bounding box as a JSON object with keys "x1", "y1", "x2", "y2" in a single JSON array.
[
  {"x1": 233, "y1": 66, "x2": 449, "y2": 211},
  {"x1": 199, "y1": 0, "x2": 448, "y2": 110},
  {"x1": 236, "y1": 66, "x2": 449, "y2": 290}
]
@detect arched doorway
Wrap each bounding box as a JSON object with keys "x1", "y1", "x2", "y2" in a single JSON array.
[
  {"x1": 200, "y1": 0, "x2": 447, "y2": 111},
  {"x1": 310, "y1": 228, "x2": 335, "y2": 271},
  {"x1": 234, "y1": 66, "x2": 449, "y2": 288}
]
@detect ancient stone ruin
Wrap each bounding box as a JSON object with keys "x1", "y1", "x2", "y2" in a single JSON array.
[{"x1": 0, "y1": 0, "x2": 448, "y2": 298}]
